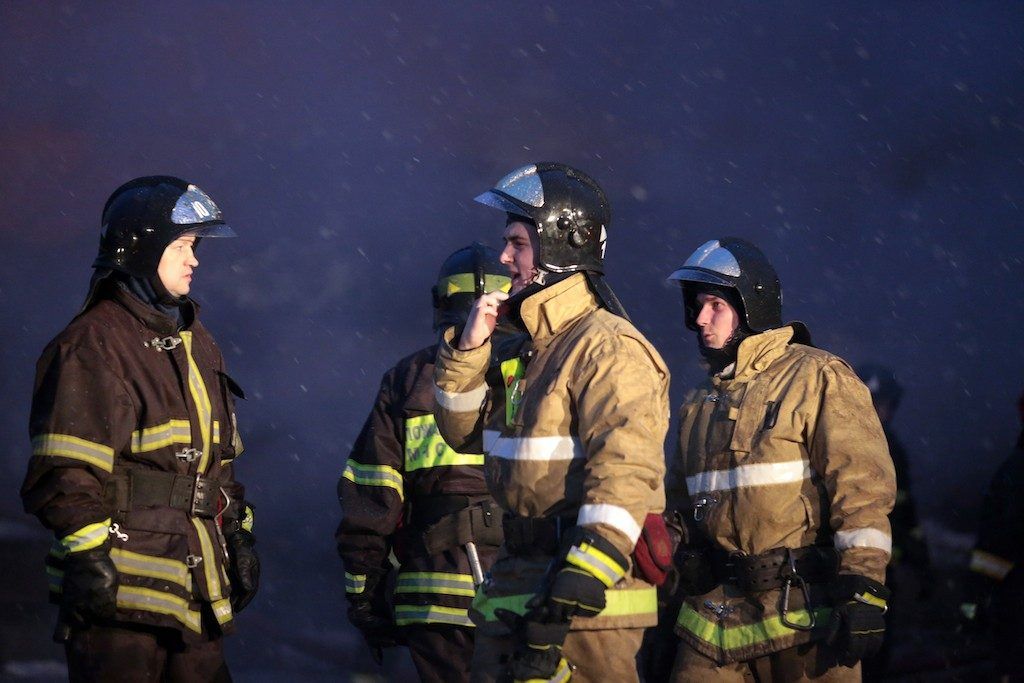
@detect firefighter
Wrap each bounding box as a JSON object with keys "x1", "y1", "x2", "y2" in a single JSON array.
[
  {"x1": 432, "y1": 163, "x2": 670, "y2": 682},
  {"x1": 856, "y1": 364, "x2": 930, "y2": 679},
  {"x1": 665, "y1": 238, "x2": 896, "y2": 681},
  {"x1": 960, "y1": 391, "x2": 1024, "y2": 680},
  {"x1": 336, "y1": 243, "x2": 514, "y2": 683},
  {"x1": 21, "y1": 176, "x2": 258, "y2": 681}
]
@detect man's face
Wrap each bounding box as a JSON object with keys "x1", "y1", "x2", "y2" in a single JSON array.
[
  {"x1": 694, "y1": 292, "x2": 740, "y2": 349},
  {"x1": 500, "y1": 221, "x2": 538, "y2": 295},
  {"x1": 157, "y1": 233, "x2": 199, "y2": 298}
]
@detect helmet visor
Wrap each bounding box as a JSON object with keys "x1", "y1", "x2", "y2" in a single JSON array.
[
  {"x1": 666, "y1": 266, "x2": 734, "y2": 288},
  {"x1": 474, "y1": 164, "x2": 545, "y2": 214}
]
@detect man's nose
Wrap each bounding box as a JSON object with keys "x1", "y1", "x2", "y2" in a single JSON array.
[
  {"x1": 499, "y1": 246, "x2": 513, "y2": 266},
  {"x1": 695, "y1": 305, "x2": 710, "y2": 327}
]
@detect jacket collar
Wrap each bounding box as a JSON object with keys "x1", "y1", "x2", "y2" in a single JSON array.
[
  {"x1": 518, "y1": 273, "x2": 598, "y2": 345},
  {"x1": 714, "y1": 325, "x2": 795, "y2": 385},
  {"x1": 111, "y1": 286, "x2": 197, "y2": 337}
]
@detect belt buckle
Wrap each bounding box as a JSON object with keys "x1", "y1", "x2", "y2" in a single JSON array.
[{"x1": 190, "y1": 475, "x2": 211, "y2": 518}]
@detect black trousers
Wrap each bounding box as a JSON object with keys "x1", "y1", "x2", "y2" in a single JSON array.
[
  {"x1": 66, "y1": 622, "x2": 231, "y2": 683},
  {"x1": 404, "y1": 623, "x2": 475, "y2": 683}
]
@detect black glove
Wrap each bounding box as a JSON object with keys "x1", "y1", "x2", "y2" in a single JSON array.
[
  {"x1": 223, "y1": 504, "x2": 260, "y2": 613},
  {"x1": 61, "y1": 546, "x2": 118, "y2": 627},
  {"x1": 495, "y1": 608, "x2": 572, "y2": 682},
  {"x1": 529, "y1": 526, "x2": 630, "y2": 622},
  {"x1": 346, "y1": 574, "x2": 400, "y2": 664},
  {"x1": 826, "y1": 574, "x2": 890, "y2": 665}
]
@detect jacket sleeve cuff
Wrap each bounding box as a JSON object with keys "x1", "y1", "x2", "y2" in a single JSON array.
[
  {"x1": 60, "y1": 518, "x2": 112, "y2": 554},
  {"x1": 435, "y1": 326, "x2": 492, "y2": 394}
]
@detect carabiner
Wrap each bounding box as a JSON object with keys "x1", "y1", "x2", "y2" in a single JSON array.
[{"x1": 779, "y1": 550, "x2": 816, "y2": 631}]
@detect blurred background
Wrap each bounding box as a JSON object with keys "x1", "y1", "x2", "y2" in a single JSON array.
[{"x1": 1, "y1": 2, "x2": 1022, "y2": 680}]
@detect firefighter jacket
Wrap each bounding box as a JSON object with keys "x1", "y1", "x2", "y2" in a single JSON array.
[
  {"x1": 21, "y1": 285, "x2": 246, "y2": 640},
  {"x1": 669, "y1": 325, "x2": 896, "y2": 664},
  {"x1": 433, "y1": 273, "x2": 670, "y2": 635},
  {"x1": 968, "y1": 442, "x2": 1024, "y2": 593},
  {"x1": 336, "y1": 344, "x2": 502, "y2": 629}
]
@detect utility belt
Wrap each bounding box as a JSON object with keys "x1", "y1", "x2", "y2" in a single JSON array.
[
  {"x1": 710, "y1": 545, "x2": 838, "y2": 593},
  {"x1": 103, "y1": 466, "x2": 222, "y2": 520},
  {"x1": 402, "y1": 495, "x2": 505, "y2": 557},
  {"x1": 502, "y1": 514, "x2": 577, "y2": 557}
]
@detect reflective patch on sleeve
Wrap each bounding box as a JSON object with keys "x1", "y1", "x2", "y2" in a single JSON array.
[
  {"x1": 970, "y1": 549, "x2": 1014, "y2": 581},
  {"x1": 33, "y1": 434, "x2": 115, "y2": 472},
  {"x1": 434, "y1": 382, "x2": 488, "y2": 413},
  {"x1": 394, "y1": 604, "x2": 474, "y2": 627},
  {"x1": 834, "y1": 528, "x2": 892, "y2": 554},
  {"x1": 404, "y1": 414, "x2": 483, "y2": 471},
  {"x1": 341, "y1": 460, "x2": 404, "y2": 500},
  {"x1": 345, "y1": 572, "x2": 367, "y2": 594},
  {"x1": 60, "y1": 519, "x2": 113, "y2": 553},
  {"x1": 395, "y1": 571, "x2": 476, "y2": 597},
  {"x1": 566, "y1": 542, "x2": 628, "y2": 588},
  {"x1": 578, "y1": 503, "x2": 642, "y2": 546}
]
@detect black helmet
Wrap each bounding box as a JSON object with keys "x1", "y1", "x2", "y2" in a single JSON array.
[
  {"x1": 856, "y1": 363, "x2": 903, "y2": 409},
  {"x1": 94, "y1": 175, "x2": 235, "y2": 278},
  {"x1": 432, "y1": 242, "x2": 510, "y2": 331},
  {"x1": 668, "y1": 238, "x2": 782, "y2": 332},
  {"x1": 474, "y1": 163, "x2": 609, "y2": 276}
]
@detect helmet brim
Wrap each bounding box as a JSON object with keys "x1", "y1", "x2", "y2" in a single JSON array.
[
  {"x1": 474, "y1": 190, "x2": 531, "y2": 217},
  {"x1": 666, "y1": 266, "x2": 734, "y2": 288},
  {"x1": 186, "y1": 223, "x2": 237, "y2": 239}
]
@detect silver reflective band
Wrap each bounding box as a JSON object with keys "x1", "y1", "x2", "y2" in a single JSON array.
[
  {"x1": 686, "y1": 460, "x2": 812, "y2": 494},
  {"x1": 491, "y1": 164, "x2": 544, "y2": 207},
  {"x1": 834, "y1": 528, "x2": 892, "y2": 554},
  {"x1": 172, "y1": 185, "x2": 223, "y2": 224},
  {"x1": 434, "y1": 383, "x2": 488, "y2": 412},
  {"x1": 577, "y1": 503, "x2": 642, "y2": 545},
  {"x1": 682, "y1": 239, "x2": 742, "y2": 276},
  {"x1": 489, "y1": 435, "x2": 584, "y2": 461}
]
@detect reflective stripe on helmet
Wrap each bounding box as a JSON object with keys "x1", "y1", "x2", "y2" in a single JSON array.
[{"x1": 437, "y1": 273, "x2": 512, "y2": 297}]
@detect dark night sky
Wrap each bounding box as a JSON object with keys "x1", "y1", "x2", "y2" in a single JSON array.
[{"x1": 2, "y1": 1, "x2": 1023, "y2": 674}]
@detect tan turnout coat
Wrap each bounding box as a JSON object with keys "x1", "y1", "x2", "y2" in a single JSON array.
[
  {"x1": 670, "y1": 325, "x2": 896, "y2": 663},
  {"x1": 433, "y1": 274, "x2": 670, "y2": 634}
]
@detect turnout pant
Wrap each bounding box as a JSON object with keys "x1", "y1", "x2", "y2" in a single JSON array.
[
  {"x1": 403, "y1": 624, "x2": 475, "y2": 683},
  {"x1": 66, "y1": 622, "x2": 230, "y2": 683},
  {"x1": 670, "y1": 640, "x2": 859, "y2": 683},
  {"x1": 471, "y1": 627, "x2": 645, "y2": 683}
]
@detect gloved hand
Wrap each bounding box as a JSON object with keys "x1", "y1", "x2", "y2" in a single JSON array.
[
  {"x1": 61, "y1": 546, "x2": 119, "y2": 627},
  {"x1": 495, "y1": 608, "x2": 572, "y2": 682},
  {"x1": 528, "y1": 526, "x2": 630, "y2": 622},
  {"x1": 346, "y1": 574, "x2": 401, "y2": 664},
  {"x1": 223, "y1": 503, "x2": 260, "y2": 613},
  {"x1": 826, "y1": 574, "x2": 890, "y2": 665}
]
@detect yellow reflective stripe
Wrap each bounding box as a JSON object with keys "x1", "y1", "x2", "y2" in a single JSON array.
[
  {"x1": 566, "y1": 542, "x2": 627, "y2": 588},
  {"x1": 213, "y1": 420, "x2": 221, "y2": 445},
  {"x1": 110, "y1": 548, "x2": 192, "y2": 592},
  {"x1": 345, "y1": 572, "x2": 367, "y2": 594},
  {"x1": 395, "y1": 571, "x2": 477, "y2": 597},
  {"x1": 342, "y1": 460, "x2": 404, "y2": 500},
  {"x1": 47, "y1": 565, "x2": 63, "y2": 593},
  {"x1": 32, "y1": 434, "x2": 115, "y2": 472},
  {"x1": 500, "y1": 358, "x2": 526, "y2": 427},
  {"x1": 970, "y1": 549, "x2": 1015, "y2": 581},
  {"x1": 404, "y1": 414, "x2": 484, "y2": 471},
  {"x1": 438, "y1": 273, "x2": 512, "y2": 297},
  {"x1": 61, "y1": 519, "x2": 112, "y2": 553},
  {"x1": 212, "y1": 598, "x2": 234, "y2": 625},
  {"x1": 676, "y1": 603, "x2": 831, "y2": 651},
  {"x1": 394, "y1": 604, "x2": 474, "y2": 627},
  {"x1": 117, "y1": 585, "x2": 202, "y2": 633},
  {"x1": 130, "y1": 419, "x2": 191, "y2": 453},
  {"x1": 190, "y1": 518, "x2": 224, "y2": 601},
  {"x1": 179, "y1": 332, "x2": 213, "y2": 473},
  {"x1": 853, "y1": 591, "x2": 887, "y2": 610},
  {"x1": 241, "y1": 505, "x2": 255, "y2": 533},
  {"x1": 473, "y1": 586, "x2": 657, "y2": 622}
]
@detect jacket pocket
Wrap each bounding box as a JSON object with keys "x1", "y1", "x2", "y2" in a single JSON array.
[{"x1": 215, "y1": 371, "x2": 245, "y2": 462}]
